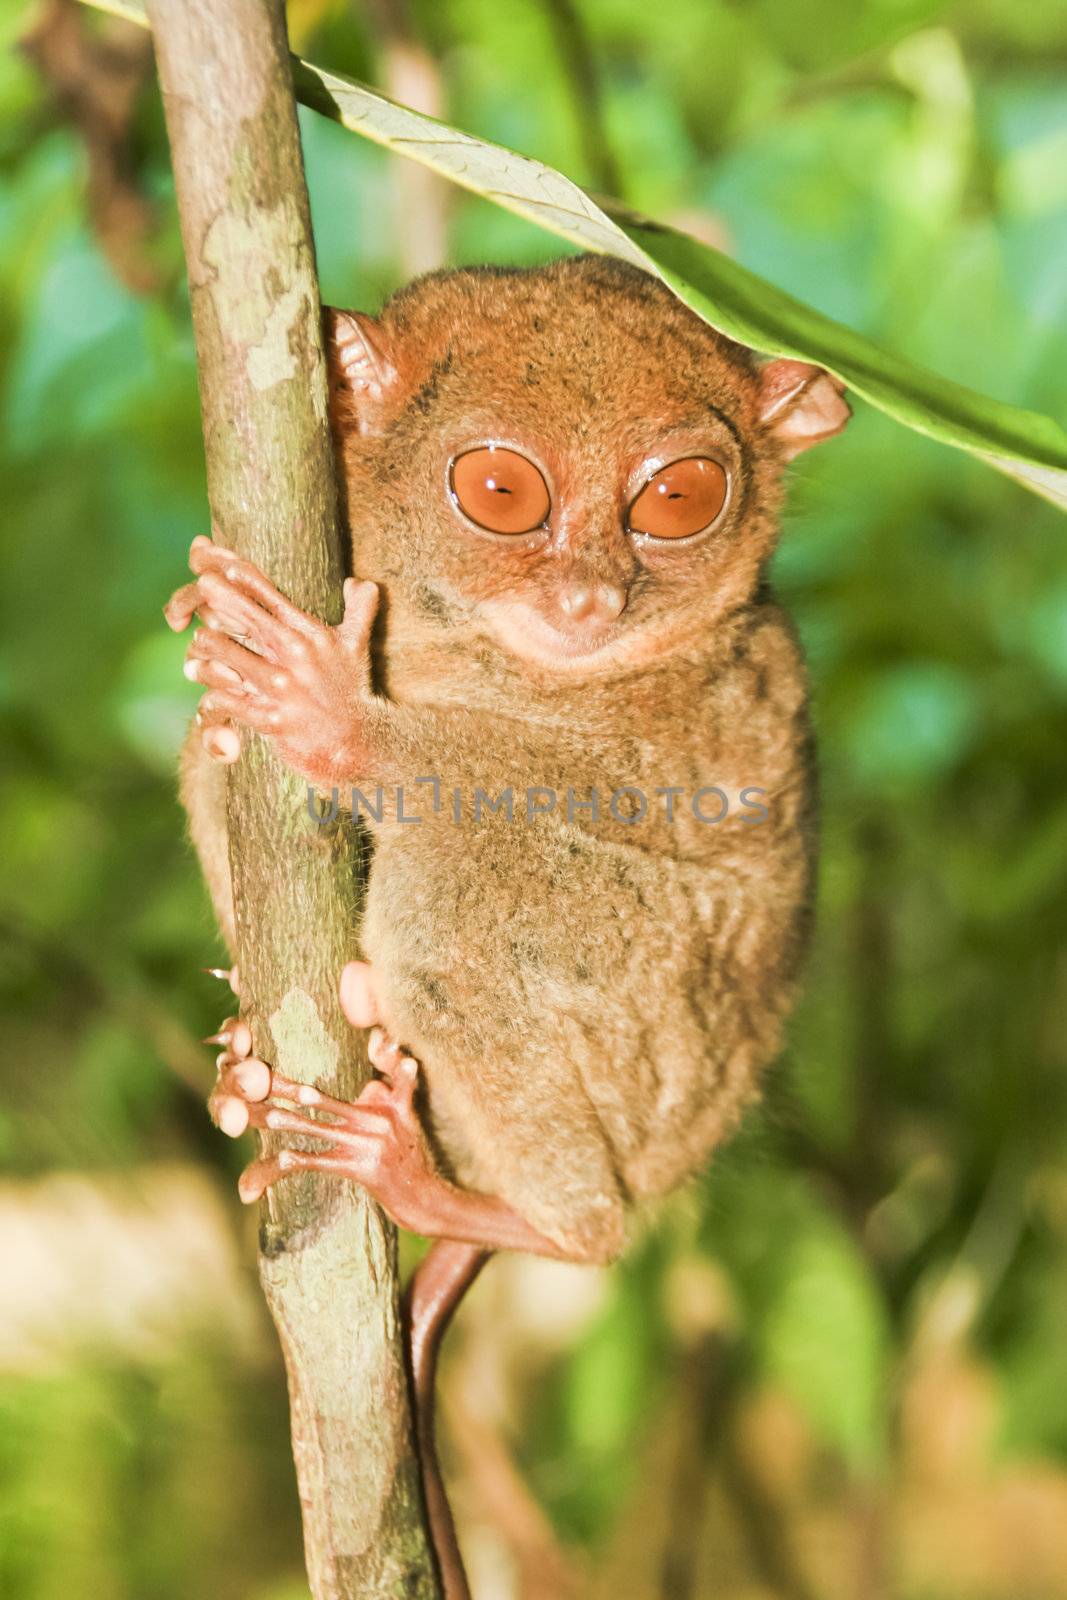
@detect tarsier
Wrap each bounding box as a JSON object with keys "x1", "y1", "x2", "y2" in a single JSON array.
[{"x1": 166, "y1": 255, "x2": 849, "y2": 1596}]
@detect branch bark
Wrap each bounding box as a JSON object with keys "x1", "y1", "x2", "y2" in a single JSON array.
[{"x1": 146, "y1": 2, "x2": 439, "y2": 1593}]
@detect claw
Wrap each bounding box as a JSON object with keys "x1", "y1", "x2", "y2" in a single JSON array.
[{"x1": 204, "y1": 964, "x2": 241, "y2": 996}]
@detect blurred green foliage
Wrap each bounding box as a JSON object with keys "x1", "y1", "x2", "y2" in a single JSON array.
[{"x1": 2, "y1": 0, "x2": 1067, "y2": 1595}]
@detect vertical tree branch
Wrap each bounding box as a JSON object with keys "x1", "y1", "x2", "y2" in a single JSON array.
[{"x1": 146, "y1": 2, "x2": 439, "y2": 1593}]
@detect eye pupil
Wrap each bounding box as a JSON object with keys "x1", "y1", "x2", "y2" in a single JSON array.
[
  {"x1": 628, "y1": 457, "x2": 728, "y2": 540},
  {"x1": 451, "y1": 447, "x2": 549, "y2": 534}
]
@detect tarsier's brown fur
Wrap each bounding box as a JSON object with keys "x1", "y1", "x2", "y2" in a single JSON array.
[{"x1": 181, "y1": 255, "x2": 847, "y2": 1263}]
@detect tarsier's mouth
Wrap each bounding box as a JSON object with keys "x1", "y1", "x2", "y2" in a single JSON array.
[{"x1": 478, "y1": 600, "x2": 636, "y2": 672}]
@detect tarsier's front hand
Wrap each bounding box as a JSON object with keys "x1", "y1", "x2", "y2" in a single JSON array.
[{"x1": 165, "y1": 535, "x2": 379, "y2": 790}]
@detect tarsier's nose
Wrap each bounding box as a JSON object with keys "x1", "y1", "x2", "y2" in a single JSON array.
[{"x1": 558, "y1": 581, "x2": 627, "y2": 627}]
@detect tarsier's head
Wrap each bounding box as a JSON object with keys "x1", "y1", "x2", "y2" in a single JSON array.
[{"x1": 326, "y1": 256, "x2": 849, "y2": 678}]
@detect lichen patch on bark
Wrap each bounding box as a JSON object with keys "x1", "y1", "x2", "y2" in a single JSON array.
[
  {"x1": 270, "y1": 985, "x2": 340, "y2": 1085},
  {"x1": 199, "y1": 202, "x2": 326, "y2": 409}
]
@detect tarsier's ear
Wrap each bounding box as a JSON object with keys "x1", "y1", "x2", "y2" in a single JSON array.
[
  {"x1": 758, "y1": 358, "x2": 851, "y2": 460},
  {"x1": 324, "y1": 307, "x2": 400, "y2": 429}
]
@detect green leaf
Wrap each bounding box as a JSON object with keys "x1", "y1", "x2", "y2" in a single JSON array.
[
  {"x1": 759, "y1": 1222, "x2": 889, "y2": 1472},
  {"x1": 706, "y1": 1167, "x2": 890, "y2": 1471},
  {"x1": 110, "y1": 630, "x2": 200, "y2": 775},
  {"x1": 85, "y1": 0, "x2": 1067, "y2": 511}
]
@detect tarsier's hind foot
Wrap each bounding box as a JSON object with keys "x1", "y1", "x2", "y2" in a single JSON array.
[{"x1": 209, "y1": 970, "x2": 449, "y2": 1226}]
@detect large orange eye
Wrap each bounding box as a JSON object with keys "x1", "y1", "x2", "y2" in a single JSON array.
[
  {"x1": 450, "y1": 446, "x2": 551, "y2": 535},
  {"x1": 628, "y1": 457, "x2": 728, "y2": 540}
]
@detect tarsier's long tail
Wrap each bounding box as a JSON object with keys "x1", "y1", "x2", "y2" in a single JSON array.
[{"x1": 404, "y1": 1240, "x2": 491, "y2": 1600}]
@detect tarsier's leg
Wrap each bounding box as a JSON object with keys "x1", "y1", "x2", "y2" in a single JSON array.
[{"x1": 214, "y1": 1019, "x2": 566, "y2": 1254}]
